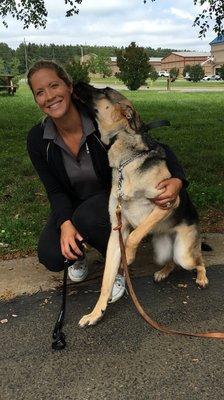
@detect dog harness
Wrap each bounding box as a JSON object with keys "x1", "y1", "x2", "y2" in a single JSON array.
[{"x1": 117, "y1": 151, "x2": 149, "y2": 199}]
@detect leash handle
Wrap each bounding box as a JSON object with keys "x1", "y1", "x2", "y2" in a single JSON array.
[{"x1": 116, "y1": 206, "x2": 224, "y2": 339}]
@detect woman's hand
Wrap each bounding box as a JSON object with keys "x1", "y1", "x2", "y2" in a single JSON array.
[
  {"x1": 152, "y1": 178, "x2": 183, "y2": 209},
  {"x1": 60, "y1": 220, "x2": 83, "y2": 260}
]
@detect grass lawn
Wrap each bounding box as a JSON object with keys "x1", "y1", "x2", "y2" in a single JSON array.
[
  {"x1": 0, "y1": 84, "x2": 224, "y2": 258},
  {"x1": 92, "y1": 76, "x2": 224, "y2": 90}
]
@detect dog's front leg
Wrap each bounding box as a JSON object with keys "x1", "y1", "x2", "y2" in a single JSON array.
[
  {"x1": 79, "y1": 224, "x2": 129, "y2": 327},
  {"x1": 125, "y1": 204, "x2": 176, "y2": 265}
]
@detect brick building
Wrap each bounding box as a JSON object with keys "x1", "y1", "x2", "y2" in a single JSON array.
[
  {"x1": 210, "y1": 35, "x2": 224, "y2": 73},
  {"x1": 161, "y1": 52, "x2": 212, "y2": 76}
]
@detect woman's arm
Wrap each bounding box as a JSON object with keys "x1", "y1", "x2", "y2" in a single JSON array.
[{"x1": 153, "y1": 143, "x2": 187, "y2": 208}]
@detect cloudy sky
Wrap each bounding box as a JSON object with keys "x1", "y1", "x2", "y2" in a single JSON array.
[{"x1": 1, "y1": 0, "x2": 216, "y2": 51}]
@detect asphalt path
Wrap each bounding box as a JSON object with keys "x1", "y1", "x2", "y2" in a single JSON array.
[{"x1": 1, "y1": 265, "x2": 224, "y2": 400}]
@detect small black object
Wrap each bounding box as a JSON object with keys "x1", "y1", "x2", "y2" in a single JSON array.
[
  {"x1": 51, "y1": 259, "x2": 69, "y2": 351},
  {"x1": 52, "y1": 332, "x2": 66, "y2": 350}
]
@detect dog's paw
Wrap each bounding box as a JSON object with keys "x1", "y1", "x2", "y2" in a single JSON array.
[
  {"x1": 78, "y1": 309, "x2": 105, "y2": 328},
  {"x1": 154, "y1": 270, "x2": 168, "y2": 282},
  {"x1": 196, "y1": 276, "x2": 209, "y2": 288}
]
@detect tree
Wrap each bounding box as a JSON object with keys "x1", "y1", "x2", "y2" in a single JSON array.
[
  {"x1": 169, "y1": 67, "x2": 179, "y2": 80},
  {"x1": 146, "y1": 0, "x2": 224, "y2": 37},
  {"x1": 183, "y1": 64, "x2": 192, "y2": 77},
  {"x1": 66, "y1": 59, "x2": 90, "y2": 84},
  {"x1": 116, "y1": 42, "x2": 150, "y2": 90},
  {"x1": 88, "y1": 54, "x2": 112, "y2": 78},
  {"x1": 148, "y1": 65, "x2": 158, "y2": 81},
  {"x1": 218, "y1": 65, "x2": 224, "y2": 80},
  {"x1": 0, "y1": 0, "x2": 82, "y2": 29},
  {"x1": 0, "y1": 1, "x2": 223, "y2": 36},
  {"x1": 189, "y1": 64, "x2": 205, "y2": 82}
]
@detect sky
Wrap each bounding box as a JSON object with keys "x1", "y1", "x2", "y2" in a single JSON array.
[{"x1": 0, "y1": 0, "x2": 216, "y2": 51}]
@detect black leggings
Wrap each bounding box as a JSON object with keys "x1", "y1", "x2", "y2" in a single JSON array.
[{"x1": 38, "y1": 191, "x2": 111, "y2": 272}]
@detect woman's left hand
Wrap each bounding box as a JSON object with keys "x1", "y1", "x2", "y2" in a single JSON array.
[{"x1": 152, "y1": 178, "x2": 183, "y2": 209}]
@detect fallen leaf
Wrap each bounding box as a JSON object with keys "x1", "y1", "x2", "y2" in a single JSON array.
[
  {"x1": 178, "y1": 284, "x2": 188, "y2": 288},
  {"x1": 1, "y1": 319, "x2": 8, "y2": 324}
]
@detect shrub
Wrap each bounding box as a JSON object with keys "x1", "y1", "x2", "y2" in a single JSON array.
[
  {"x1": 116, "y1": 42, "x2": 150, "y2": 90},
  {"x1": 189, "y1": 64, "x2": 205, "y2": 82},
  {"x1": 66, "y1": 59, "x2": 90, "y2": 83}
]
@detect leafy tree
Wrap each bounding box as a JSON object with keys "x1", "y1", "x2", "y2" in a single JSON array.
[
  {"x1": 116, "y1": 42, "x2": 150, "y2": 90},
  {"x1": 169, "y1": 67, "x2": 179, "y2": 80},
  {"x1": 183, "y1": 64, "x2": 192, "y2": 77},
  {"x1": 148, "y1": 65, "x2": 158, "y2": 81},
  {"x1": 1, "y1": 1, "x2": 223, "y2": 36},
  {"x1": 218, "y1": 65, "x2": 224, "y2": 80},
  {"x1": 0, "y1": 57, "x2": 5, "y2": 74},
  {"x1": 66, "y1": 59, "x2": 90, "y2": 84},
  {"x1": 145, "y1": 0, "x2": 224, "y2": 37},
  {"x1": 10, "y1": 57, "x2": 20, "y2": 75},
  {"x1": 88, "y1": 54, "x2": 112, "y2": 78},
  {"x1": 189, "y1": 64, "x2": 205, "y2": 82}
]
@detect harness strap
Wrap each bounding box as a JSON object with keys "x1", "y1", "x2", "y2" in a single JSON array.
[
  {"x1": 115, "y1": 205, "x2": 224, "y2": 339},
  {"x1": 142, "y1": 120, "x2": 171, "y2": 131}
]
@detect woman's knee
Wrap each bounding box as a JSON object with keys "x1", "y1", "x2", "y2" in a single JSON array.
[{"x1": 37, "y1": 239, "x2": 64, "y2": 272}]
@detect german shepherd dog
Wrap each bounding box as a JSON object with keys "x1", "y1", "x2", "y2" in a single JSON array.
[{"x1": 75, "y1": 82, "x2": 208, "y2": 327}]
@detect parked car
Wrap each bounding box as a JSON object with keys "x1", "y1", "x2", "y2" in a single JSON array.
[
  {"x1": 158, "y1": 71, "x2": 170, "y2": 77},
  {"x1": 202, "y1": 74, "x2": 221, "y2": 81}
]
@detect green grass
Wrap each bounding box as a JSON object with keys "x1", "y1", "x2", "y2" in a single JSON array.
[
  {"x1": 92, "y1": 76, "x2": 224, "y2": 89},
  {"x1": 0, "y1": 84, "x2": 224, "y2": 256}
]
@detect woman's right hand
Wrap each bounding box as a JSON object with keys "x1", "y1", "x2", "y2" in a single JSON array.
[{"x1": 60, "y1": 220, "x2": 83, "y2": 260}]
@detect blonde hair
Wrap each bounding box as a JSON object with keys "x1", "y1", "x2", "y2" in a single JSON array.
[{"x1": 27, "y1": 59, "x2": 72, "y2": 92}]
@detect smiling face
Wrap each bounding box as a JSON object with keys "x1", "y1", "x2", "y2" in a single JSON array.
[{"x1": 30, "y1": 68, "x2": 73, "y2": 120}]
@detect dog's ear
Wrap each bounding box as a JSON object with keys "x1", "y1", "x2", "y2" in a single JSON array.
[{"x1": 119, "y1": 102, "x2": 142, "y2": 132}]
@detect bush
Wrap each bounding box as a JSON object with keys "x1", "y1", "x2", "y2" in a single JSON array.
[
  {"x1": 218, "y1": 65, "x2": 224, "y2": 80},
  {"x1": 116, "y1": 42, "x2": 150, "y2": 90},
  {"x1": 149, "y1": 66, "x2": 159, "y2": 81},
  {"x1": 66, "y1": 60, "x2": 90, "y2": 84},
  {"x1": 169, "y1": 67, "x2": 179, "y2": 81},
  {"x1": 189, "y1": 64, "x2": 205, "y2": 82},
  {"x1": 183, "y1": 64, "x2": 191, "y2": 77}
]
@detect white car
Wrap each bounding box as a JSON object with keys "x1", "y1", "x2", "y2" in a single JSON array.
[
  {"x1": 158, "y1": 71, "x2": 170, "y2": 77},
  {"x1": 202, "y1": 75, "x2": 221, "y2": 81}
]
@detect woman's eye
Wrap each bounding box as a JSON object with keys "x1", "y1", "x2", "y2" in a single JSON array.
[
  {"x1": 51, "y1": 83, "x2": 59, "y2": 88},
  {"x1": 36, "y1": 90, "x2": 44, "y2": 96}
]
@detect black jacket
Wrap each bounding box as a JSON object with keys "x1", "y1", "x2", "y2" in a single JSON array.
[{"x1": 27, "y1": 111, "x2": 187, "y2": 228}]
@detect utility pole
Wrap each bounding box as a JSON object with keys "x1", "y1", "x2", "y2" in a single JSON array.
[
  {"x1": 24, "y1": 38, "x2": 28, "y2": 74},
  {"x1": 80, "y1": 46, "x2": 84, "y2": 65}
]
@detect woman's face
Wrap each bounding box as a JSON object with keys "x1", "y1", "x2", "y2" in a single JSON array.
[{"x1": 30, "y1": 68, "x2": 73, "y2": 120}]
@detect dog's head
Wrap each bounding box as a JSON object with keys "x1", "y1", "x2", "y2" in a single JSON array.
[{"x1": 74, "y1": 82, "x2": 142, "y2": 145}]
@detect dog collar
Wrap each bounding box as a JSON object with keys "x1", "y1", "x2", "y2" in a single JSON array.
[{"x1": 117, "y1": 151, "x2": 148, "y2": 199}]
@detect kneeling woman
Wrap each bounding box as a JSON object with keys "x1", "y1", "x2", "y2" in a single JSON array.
[{"x1": 27, "y1": 60, "x2": 185, "y2": 302}]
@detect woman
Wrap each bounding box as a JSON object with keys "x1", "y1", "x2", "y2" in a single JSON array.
[{"x1": 27, "y1": 60, "x2": 185, "y2": 302}]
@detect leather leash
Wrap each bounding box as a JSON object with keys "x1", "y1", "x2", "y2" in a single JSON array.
[{"x1": 114, "y1": 204, "x2": 224, "y2": 339}]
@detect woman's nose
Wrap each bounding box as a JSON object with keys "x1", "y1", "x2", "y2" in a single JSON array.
[{"x1": 45, "y1": 88, "x2": 54, "y2": 101}]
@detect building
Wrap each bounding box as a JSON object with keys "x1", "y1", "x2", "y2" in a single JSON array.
[
  {"x1": 161, "y1": 52, "x2": 212, "y2": 76},
  {"x1": 149, "y1": 57, "x2": 162, "y2": 72},
  {"x1": 210, "y1": 35, "x2": 224, "y2": 73}
]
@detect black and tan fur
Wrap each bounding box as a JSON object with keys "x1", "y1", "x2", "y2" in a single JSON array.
[{"x1": 74, "y1": 83, "x2": 208, "y2": 327}]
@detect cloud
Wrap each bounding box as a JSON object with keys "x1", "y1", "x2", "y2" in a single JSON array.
[
  {"x1": 170, "y1": 7, "x2": 194, "y2": 21},
  {"x1": 0, "y1": 0, "x2": 214, "y2": 51}
]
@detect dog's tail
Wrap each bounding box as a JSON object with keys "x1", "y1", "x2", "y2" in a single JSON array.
[{"x1": 201, "y1": 242, "x2": 213, "y2": 251}]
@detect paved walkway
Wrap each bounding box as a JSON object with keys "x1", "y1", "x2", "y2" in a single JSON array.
[{"x1": 0, "y1": 233, "x2": 223, "y2": 301}]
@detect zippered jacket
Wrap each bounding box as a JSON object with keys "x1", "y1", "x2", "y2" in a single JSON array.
[{"x1": 27, "y1": 106, "x2": 187, "y2": 228}]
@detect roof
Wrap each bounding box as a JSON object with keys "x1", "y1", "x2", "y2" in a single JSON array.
[
  {"x1": 210, "y1": 35, "x2": 224, "y2": 45},
  {"x1": 149, "y1": 57, "x2": 162, "y2": 62},
  {"x1": 171, "y1": 51, "x2": 210, "y2": 58}
]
